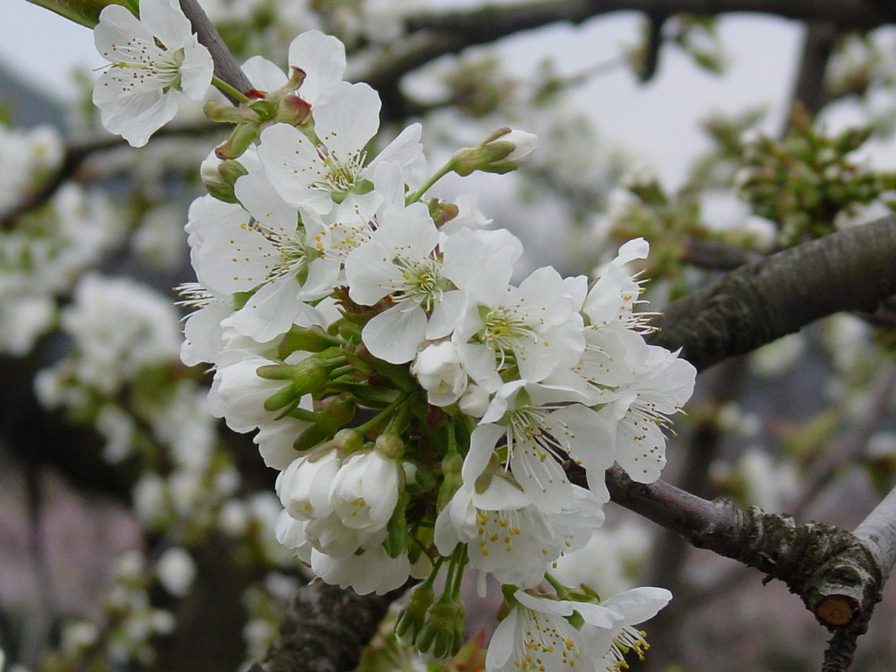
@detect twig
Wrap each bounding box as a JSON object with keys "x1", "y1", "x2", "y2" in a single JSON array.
[
  {"x1": 787, "y1": 22, "x2": 840, "y2": 123},
  {"x1": 178, "y1": 0, "x2": 251, "y2": 98},
  {"x1": 0, "y1": 121, "x2": 220, "y2": 228}
]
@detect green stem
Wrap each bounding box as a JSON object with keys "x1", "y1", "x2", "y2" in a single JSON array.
[
  {"x1": 353, "y1": 392, "x2": 410, "y2": 436},
  {"x1": 544, "y1": 571, "x2": 573, "y2": 600},
  {"x1": 450, "y1": 544, "x2": 468, "y2": 594},
  {"x1": 406, "y1": 158, "x2": 456, "y2": 205},
  {"x1": 212, "y1": 76, "x2": 251, "y2": 104}
]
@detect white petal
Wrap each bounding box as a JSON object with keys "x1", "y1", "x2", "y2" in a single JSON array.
[
  {"x1": 140, "y1": 0, "x2": 191, "y2": 49},
  {"x1": 361, "y1": 305, "x2": 427, "y2": 364},
  {"x1": 315, "y1": 82, "x2": 381, "y2": 161},
  {"x1": 223, "y1": 279, "x2": 303, "y2": 342},
  {"x1": 242, "y1": 55, "x2": 288, "y2": 92},
  {"x1": 287, "y1": 30, "x2": 347, "y2": 103}
]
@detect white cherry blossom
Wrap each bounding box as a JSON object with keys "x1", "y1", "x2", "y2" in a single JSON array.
[
  {"x1": 454, "y1": 265, "x2": 585, "y2": 386},
  {"x1": 258, "y1": 82, "x2": 424, "y2": 213},
  {"x1": 328, "y1": 450, "x2": 401, "y2": 532},
  {"x1": 485, "y1": 589, "x2": 655, "y2": 672},
  {"x1": 411, "y1": 341, "x2": 468, "y2": 407},
  {"x1": 93, "y1": 0, "x2": 213, "y2": 147},
  {"x1": 276, "y1": 449, "x2": 341, "y2": 520}
]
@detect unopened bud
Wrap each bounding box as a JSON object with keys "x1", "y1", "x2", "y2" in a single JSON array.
[
  {"x1": 215, "y1": 122, "x2": 259, "y2": 160},
  {"x1": 451, "y1": 128, "x2": 537, "y2": 176},
  {"x1": 200, "y1": 157, "x2": 248, "y2": 203}
]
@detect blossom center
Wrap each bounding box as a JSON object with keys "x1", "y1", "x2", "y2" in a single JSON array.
[
  {"x1": 393, "y1": 256, "x2": 448, "y2": 312},
  {"x1": 476, "y1": 306, "x2": 534, "y2": 365},
  {"x1": 106, "y1": 39, "x2": 185, "y2": 92},
  {"x1": 310, "y1": 146, "x2": 366, "y2": 198}
]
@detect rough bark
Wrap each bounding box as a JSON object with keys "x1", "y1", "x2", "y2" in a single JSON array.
[
  {"x1": 648, "y1": 214, "x2": 896, "y2": 371},
  {"x1": 248, "y1": 581, "x2": 406, "y2": 672}
]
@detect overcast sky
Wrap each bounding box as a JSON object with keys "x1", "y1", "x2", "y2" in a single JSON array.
[{"x1": 0, "y1": 2, "x2": 808, "y2": 186}]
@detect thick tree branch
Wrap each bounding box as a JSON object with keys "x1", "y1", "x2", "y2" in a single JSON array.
[
  {"x1": 359, "y1": 1, "x2": 895, "y2": 99},
  {"x1": 680, "y1": 237, "x2": 766, "y2": 270},
  {"x1": 248, "y1": 581, "x2": 407, "y2": 672},
  {"x1": 404, "y1": 1, "x2": 892, "y2": 38},
  {"x1": 649, "y1": 214, "x2": 896, "y2": 371}
]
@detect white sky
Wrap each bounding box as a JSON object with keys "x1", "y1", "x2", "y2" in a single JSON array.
[{"x1": 0, "y1": 2, "x2": 858, "y2": 187}]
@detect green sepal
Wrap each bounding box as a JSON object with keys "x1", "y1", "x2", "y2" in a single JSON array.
[
  {"x1": 262, "y1": 383, "x2": 302, "y2": 412},
  {"x1": 278, "y1": 325, "x2": 340, "y2": 357}
]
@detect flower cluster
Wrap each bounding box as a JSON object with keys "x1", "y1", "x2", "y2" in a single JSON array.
[{"x1": 91, "y1": 2, "x2": 696, "y2": 668}]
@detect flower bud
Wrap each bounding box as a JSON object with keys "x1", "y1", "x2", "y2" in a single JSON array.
[
  {"x1": 215, "y1": 122, "x2": 260, "y2": 160},
  {"x1": 333, "y1": 428, "x2": 363, "y2": 455},
  {"x1": 451, "y1": 128, "x2": 537, "y2": 177},
  {"x1": 200, "y1": 157, "x2": 248, "y2": 203},
  {"x1": 375, "y1": 433, "x2": 404, "y2": 460}
]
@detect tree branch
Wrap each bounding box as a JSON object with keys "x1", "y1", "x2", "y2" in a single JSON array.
[
  {"x1": 404, "y1": 0, "x2": 893, "y2": 37},
  {"x1": 649, "y1": 214, "x2": 896, "y2": 371},
  {"x1": 0, "y1": 121, "x2": 219, "y2": 229},
  {"x1": 178, "y1": 0, "x2": 252, "y2": 97},
  {"x1": 358, "y1": 1, "x2": 895, "y2": 100},
  {"x1": 248, "y1": 581, "x2": 408, "y2": 672},
  {"x1": 787, "y1": 22, "x2": 840, "y2": 122}
]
